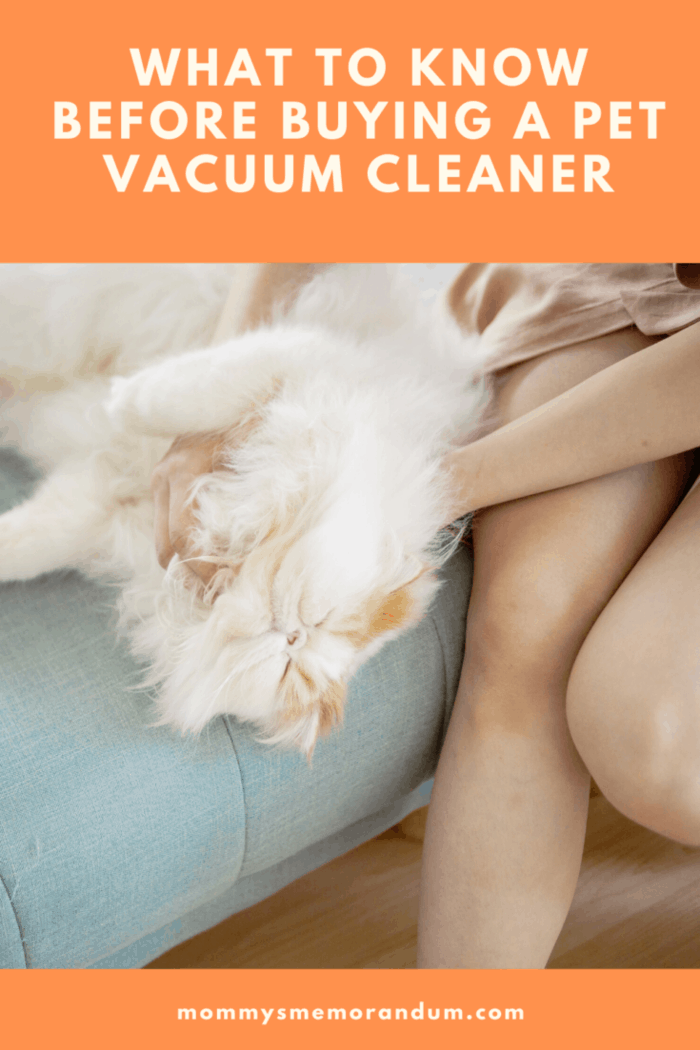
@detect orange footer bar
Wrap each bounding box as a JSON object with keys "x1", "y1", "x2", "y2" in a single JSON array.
[{"x1": 2, "y1": 968, "x2": 698, "y2": 1050}]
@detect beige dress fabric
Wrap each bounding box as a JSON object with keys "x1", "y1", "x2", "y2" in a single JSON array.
[{"x1": 448, "y1": 263, "x2": 700, "y2": 376}]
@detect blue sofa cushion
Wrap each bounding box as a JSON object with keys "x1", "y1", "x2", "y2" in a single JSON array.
[{"x1": 0, "y1": 449, "x2": 472, "y2": 967}]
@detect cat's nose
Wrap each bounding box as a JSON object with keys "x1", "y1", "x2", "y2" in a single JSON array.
[{"x1": 286, "y1": 628, "x2": 307, "y2": 651}]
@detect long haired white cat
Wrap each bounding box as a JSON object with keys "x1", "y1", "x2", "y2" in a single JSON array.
[{"x1": 0, "y1": 264, "x2": 481, "y2": 753}]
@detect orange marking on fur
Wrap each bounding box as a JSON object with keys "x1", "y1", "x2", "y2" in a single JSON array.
[
  {"x1": 296, "y1": 665, "x2": 315, "y2": 691},
  {"x1": 278, "y1": 666, "x2": 312, "y2": 722},
  {"x1": 368, "y1": 588, "x2": 416, "y2": 638},
  {"x1": 276, "y1": 664, "x2": 345, "y2": 744},
  {"x1": 318, "y1": 680, "x2": 346, "y2": 734},
  {"x1": 340, "y1": 583, "x2": 423, "y2": 649}
]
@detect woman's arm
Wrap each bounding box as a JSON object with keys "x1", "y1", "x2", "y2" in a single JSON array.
[{"x1": 444, "y1": 319, "x2": 700, "y2": 519}]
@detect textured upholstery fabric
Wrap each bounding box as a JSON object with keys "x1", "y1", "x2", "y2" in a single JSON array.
[{"x1": 0, "y1": 449, "x2": 472, "y2": 968}]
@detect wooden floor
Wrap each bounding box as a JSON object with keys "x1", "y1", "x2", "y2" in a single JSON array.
[{"x1": 148, "y1": 798, "x2": 700, "y2": 969}]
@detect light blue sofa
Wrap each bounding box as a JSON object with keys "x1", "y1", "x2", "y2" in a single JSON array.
[{"x1": 0, "y1": 447, "x2": 473, "y2": 968}]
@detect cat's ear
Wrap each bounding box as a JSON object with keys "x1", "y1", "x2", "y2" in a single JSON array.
[{"x1": 213, "y1": 264, "x2": 330, "y2": 343}]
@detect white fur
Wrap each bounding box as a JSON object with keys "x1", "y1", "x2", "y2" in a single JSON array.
[{"x1": 0, "y1": 264, "x2": 482, "y2": 752}]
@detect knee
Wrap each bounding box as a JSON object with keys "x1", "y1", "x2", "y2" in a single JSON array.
[
  {"x1": 466, "y1": 577, "x2": 592, "y2": 689},
  {"x1": 462, "y1": 581, "x2": 595, "y2": 734},
  {"x1": 567, "y1": 644, "x2": 700, "y2": 846}
]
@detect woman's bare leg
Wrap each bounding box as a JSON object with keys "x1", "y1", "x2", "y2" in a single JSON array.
[
  {"x1": 417, "y1": 329, "x2": 692, "y2": 968},
  {"x1": 568, "y1": 480, "x2": 700, "y2": 846}
]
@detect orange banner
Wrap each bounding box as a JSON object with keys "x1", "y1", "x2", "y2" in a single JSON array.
[
  {"x1": 1, "y1": 0, "x2": 698, "y2": 260},
  {"x1": 2, "y1": 968, "x2": 700, "y2": 1049}
]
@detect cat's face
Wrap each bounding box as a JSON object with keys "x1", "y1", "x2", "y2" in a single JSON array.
[{"x1": 154, "y1": 488, "x2": 438, "y2": 755}]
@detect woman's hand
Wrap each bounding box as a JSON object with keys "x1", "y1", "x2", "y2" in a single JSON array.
[{"x1": 151, "y1": 433, "x2": 224, "y2": 584}]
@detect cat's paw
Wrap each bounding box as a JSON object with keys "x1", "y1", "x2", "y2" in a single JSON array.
[
  {"x1": 0, "y1": 507, "x2": 43, "y2": 581},
  {"x1": 105, "y1": 375, "x2": 149, "y2": 432},
  {"x1": 106, "y1": 369, "x2": 186, "y2": 437}
]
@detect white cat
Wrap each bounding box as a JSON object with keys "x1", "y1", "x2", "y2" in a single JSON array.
[{"x1": 0, "y1": 264, "x2": 482, "y2": 753}]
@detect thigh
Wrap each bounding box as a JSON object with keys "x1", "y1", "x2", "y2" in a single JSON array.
[
  {"x1": 465, "y1": 329, "x2": 693, "y2": 715},
  {"x1": 567, "y1": 480, "x2": 700, "y2": 841}
]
